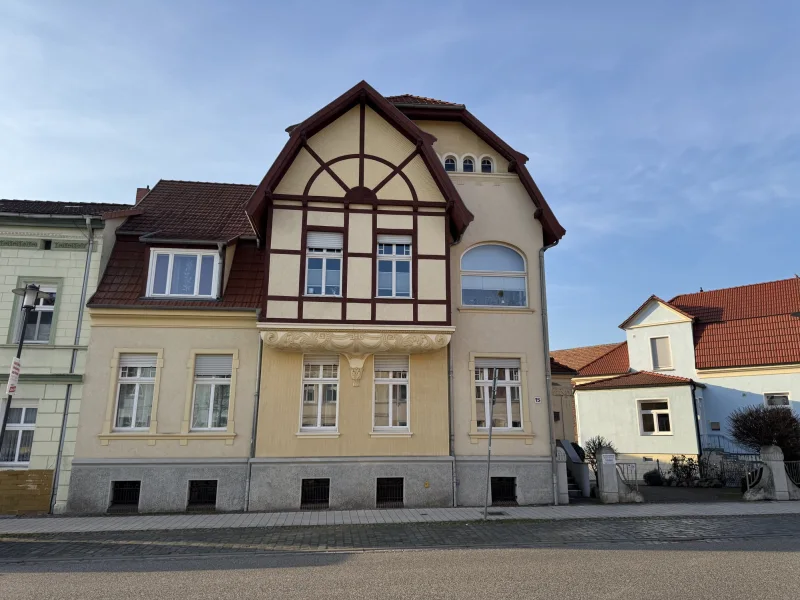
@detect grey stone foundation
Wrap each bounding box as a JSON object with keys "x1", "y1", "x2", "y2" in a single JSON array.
[
  {"x1": 248, "y1": 456, "x2": 454, "y2": 511},
  {"x1": 67, "y1": 458, "x2": 248, "y2": 514},
  {"x1": 455, "y1": 456, "x2": 554, "y2": 506}
]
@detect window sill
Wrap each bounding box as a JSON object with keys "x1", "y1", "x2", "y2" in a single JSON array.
[
  {"x1": 640, "y1": 432, "x2": 673, "y2": 437},
  {"x1": 458, "y1": 307, "x2": 534, "y2": 314},
  {"x1": 296, "y1": 430, "x2": 340, "y2": 439},
  {"x1": 303, "y1": 295, "x2": 343, "y2": 299},
  {"x1": 652, "y1": 368, "x2": 675, "y2": 372},
  {"x1": 0, "y1": 463, "x2": 30, "y2": 470},
  {"x1": 375, "y1": 297, "x2": 415, "y2": 301},
  {"x1": 99, "y1": 432, "x2": 236, "y2": 446},
  {"x1": 469, "y1": 431, "x2": 534, "y2": 445},
  {"x1": 370, "y1": 430, "x2": 413, "y2": 438}
]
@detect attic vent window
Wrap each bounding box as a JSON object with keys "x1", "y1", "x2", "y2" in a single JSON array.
[{"x1": 147, "y1": 248, "x2": 220, "y2": 298}]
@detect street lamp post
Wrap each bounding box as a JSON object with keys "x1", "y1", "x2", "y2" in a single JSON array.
[{"x1": 0, "y1": 284, "x2": 48, "y2": 458}]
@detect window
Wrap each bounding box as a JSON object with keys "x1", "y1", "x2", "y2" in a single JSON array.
[
  {"x1": 109, "y1": 481, "x2": 140, "y2": 513},
  {"x1": 475, "y1": 358, "x2": 522, "y2": 429},
  {"x1": 553, "y1": 411, "x2": 561, "y2": 422},
  {"x1": 187, "y1": 480, "x2": 217, "y2": 511},
  {"x1": 374, "y1": 356, "x2": 409, "y2": 429},
  {"x1": 376, "y1": 477, "x2": 404, "y2": 508},
  {"x1": 377, "y1": 235, "x2": 412, "y2": 298},
  {"x1": 650, "y1": 337, "x2": 673, "y2": 370},
  {"x1": 15, "y1": 285, "x2": 56, "y2": 343},
  {"x1": 301, "y1": 356, "x2": 339, "y2": 429},
  {"x1": 463, "y1": 157, "x2": 475, "y2": 172},
  {"x1": 191, "y1": 355, "x2": 232, "y2": 430},
  {"x1": 710, "y1": 421, "x2": 721, "y2": 431},
  {"x1": 461, "y1": 245, "x2": 527, "y2": 307},
  {"x1": 765, "y1": 393, "x2": 790, "y2": 408},
  {"x1": 491, "y1": 477, "x2": 517, "y2": 506},
  {"x1": 639, "y1": 400, "x2": 671, "y2": 435},
  {"x1": 306, "y1": 232, "x2": 342, "y2": 296},
  {"x1": 301, "y1": 478, "x2": 330, "y2": 509},
  {"x1": 147, "y1": 249, "x2": 220, "y2": 298},
  {"x1": 481, "y1": 157, "x2": 493, "y2": 173},
  {"x1": 0, "y1": 404, "x2": 37, "y2": 464},
  {"x1": 114, "y1": 354, "x2": 157, "y2": 430},
  {"x1": 444, "y1": 156, "x2": 457, "y2": 172}
]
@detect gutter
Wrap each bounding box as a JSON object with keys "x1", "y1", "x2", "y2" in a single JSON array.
[
  {"x1": 690, "y1": 382, "x2": 703, "y2": 457},
  {"x1": 50, "y1": 216, "x2": 94, "y2": 513},
  {"x1": 539, "y1": 240, "x2": 560, "y2": 505}
]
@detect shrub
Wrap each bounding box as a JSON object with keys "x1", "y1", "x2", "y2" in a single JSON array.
[
  {"x1": 728, "y1": 405, "x2": 800, "y2": 459},
  {"x1": 643, "y1": 469, "x2": 663, "y2": 486},
  {"x1": 669, "y1": 455, "x2": 699, "y2": 485},
  {"x1": 584, "y1": 436, "x2": 618, "y2": 479},
  {"x1": 571, "y1": 442, "x2": 586, "y2": 462}
]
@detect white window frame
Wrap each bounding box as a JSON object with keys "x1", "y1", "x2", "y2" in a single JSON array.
[
  {"x1": 191, "y1": 362, "x2": 232, "y2": 431},
  {"x1": 373, "y1": 357, "x2": 410, "y2": 431},
  {"x1": 300, "y1": 359, "x2": 339, "y2": 430},
  {"x1": 0, "y1": 401, "x2": 37, "y2": 466},
  {"x1": 113, "y1": 364, "x2": 156, "y2": 431},
  {"x1": 146, "y1": 248, "x2": 221, "y2": 298},
  {"x1": 305, "y1": 247, "x2": 343, "y2": 297},
  {"x1": 649, "y1": 336, "x2": 673, "y2": 371},
  {"x1": 764, "y1": 393, "x2": 791, "y2": 408},
  {"x1": 475, "y1": 366, "x2": 523, "y2": 430},
  {"x1": 14, "y1": 285, "x2": 57, "y2": 344},
  {"x1": 460, "y1": 243, "x2": 528, "y2": 308},
  {"x1": 638, "y1": 399, "x2": 672, "y2": 436},
  {"x1": 376, "y1": 242, "x2": 412, "y2": 299},
  {"x1": 443, "y1": 155, "x2": 458, "y2": 172},
  {"x1": 479, "y1": 155, "x2": 494, "y2": 173},
  {"x1": 462, "y1": 155, "x2": 476, "y2": 173}
]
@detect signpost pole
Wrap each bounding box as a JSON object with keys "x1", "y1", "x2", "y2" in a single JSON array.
[
  {"x1": 483, "y1": 368, "x2": 498, "y2": 520},
  {"x1": 0, "y1": 306, "x2": 32, "y2": 454}
]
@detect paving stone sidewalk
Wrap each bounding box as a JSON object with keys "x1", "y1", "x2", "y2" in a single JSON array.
[{"x1": 3, "y1": 501, "x2": 800, "y2": 535}]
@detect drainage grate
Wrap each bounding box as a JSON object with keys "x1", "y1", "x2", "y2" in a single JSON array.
[{"x1": 487, "y1": 510, "x2": 507, "y2": 516}]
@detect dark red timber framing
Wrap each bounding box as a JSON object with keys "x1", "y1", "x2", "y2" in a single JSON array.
[{"x1": 247, "y1": 81, "x2": 471, "y2": 327}]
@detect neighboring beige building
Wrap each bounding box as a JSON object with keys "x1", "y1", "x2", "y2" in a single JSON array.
[
  {"x1": 68, "y1": 81, "x2": 566, "y2": 513},
  {"x1": 0, "y1": 200, "x2": 128, "y2": 514}
]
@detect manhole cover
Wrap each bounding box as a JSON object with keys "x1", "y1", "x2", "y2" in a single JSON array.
[{"x1": 487, "y1": 511, "x2": 506, "y2": 516}]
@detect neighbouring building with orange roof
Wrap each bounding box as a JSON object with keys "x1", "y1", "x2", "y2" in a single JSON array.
[{"x1": 558, "y1": 277, "x2": 800, "y2": 475}]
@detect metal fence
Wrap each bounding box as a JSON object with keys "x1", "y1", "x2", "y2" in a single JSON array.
[
  {"x1": 616, "y1": 463, "x2": 638, "y2": 492},
  {"x1": 785, "y1": 461, "x2": 800, "y2": 488}
]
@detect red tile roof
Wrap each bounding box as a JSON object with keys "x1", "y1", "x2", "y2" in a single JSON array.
[
  {"x1": 120, "y1": 180, "x2": 256, "y2": 242},
  {"x1": 550, "y1": 357, "x2": 577, "y2": 375},
  {"x1": 386, "y1": 94, "x2": 462, "y2": 107},
  {"x1": 670, "y1": 278, "x2": 800, "y2": 323},
  {"x1": 550, "y1": 343, "x2": 623, "y2": 372},
  {"x1": 575, "y1": 371, "x2": 698, "y2": 391},
  {"x1": 577, "y1": 342, "x2": 630, "y2": 377},
  {"x1": 88, "y1": 239, "x2": 263, "y2": 310},
  {"x1": 0, "y1": 199, "x2": 131, "y2": 217}
]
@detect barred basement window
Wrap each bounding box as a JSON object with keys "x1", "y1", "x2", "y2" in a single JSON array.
[
  {"x1": 376, "y1": 477, "x2": 404, "y2": 508},
  {"x1": 109, "y1": 481, "x2": 140, "y2": 513},
  {"x1": 187, "y1": 480, "x2": 218, "y2": 511},
  {"x1": 491, "y1": 477, "x2": 517, "y2": 506},
  {"x1": 300, "y1": 478, "x2": 330, "y2": 509}
]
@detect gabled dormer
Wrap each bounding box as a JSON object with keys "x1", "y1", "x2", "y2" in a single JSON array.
[{"x1": 619, "y1": 295, "x2": 697, "y2": 377}]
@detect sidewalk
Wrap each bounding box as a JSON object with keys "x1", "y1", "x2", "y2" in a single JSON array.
[{"x1": 4, "y1": 501, "x2": 800, "y2": 535}]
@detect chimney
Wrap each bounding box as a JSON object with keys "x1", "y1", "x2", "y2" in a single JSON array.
[{"x1": 135, "y1": 185, "x2": 150, "y2": 204}]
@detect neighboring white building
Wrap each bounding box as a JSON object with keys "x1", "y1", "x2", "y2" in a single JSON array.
[
  {"x1": 567, "y1": 277, "x2": 800, "y2": 474},
  {"x1": 0, "y1": 199, "x2": 130, "y2": 513}
]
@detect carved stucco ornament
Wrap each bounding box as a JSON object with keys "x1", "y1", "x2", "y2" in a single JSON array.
[{"x1": 260, "y1": 329, "x2": 453, "y2": 386}]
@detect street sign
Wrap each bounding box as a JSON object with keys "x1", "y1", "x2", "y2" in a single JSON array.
[{"x1": 6, "y1": 357, "x2": 20, "y2": 396}]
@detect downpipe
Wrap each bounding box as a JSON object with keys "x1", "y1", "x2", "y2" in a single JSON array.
[
  {"x1": 448, "y1": 344, "x2": 457, "y2": 507},
  {"x1": 244, "y1": 333, "x2": 264, "y2": 512},
  {"x1": 539, "y1": 240, "x2": 559, "y2": 505}
]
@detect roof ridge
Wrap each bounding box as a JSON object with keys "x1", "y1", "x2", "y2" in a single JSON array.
[
  {"x1": 159, "y1": 179, "x2": 256, "y2": 187},
  {"x1": 0, "y1": 199, "x2": 131, "y2": 206},
  {"x1": 669, "y1": 276, "x2": 800, "y2": 302}
]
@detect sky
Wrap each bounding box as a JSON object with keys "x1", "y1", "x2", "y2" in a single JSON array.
[{"x1": 1, "y1": 1, "x2": 798, "y2": 349}]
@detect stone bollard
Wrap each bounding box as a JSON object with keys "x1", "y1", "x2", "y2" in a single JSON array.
[
  {"x1": 556, "y1": 447, "x2": 569, "y2": 505},
  {"x1": 596, "y1": 446, "x2": 619, "y2": 504},
  {"x1": 760, "y1": 445, "x2": 789, "y2": 501}
]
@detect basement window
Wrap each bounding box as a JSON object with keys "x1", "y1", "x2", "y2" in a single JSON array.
[
  {"x1": 187, "y1": 480, "x2": 218, "y2": 511},
  {"x1": 300, "y1": 478, "x2": 330, "y2": 509},
  {"x1": 376, "y1": 477, "x2": 404, "y2": 508},
  {"x1": 109, "y1": 481, "x2": 141, "y2": 513},
  {"x1": 491, "y1": 477, "x2": 517, "y2": 506}
]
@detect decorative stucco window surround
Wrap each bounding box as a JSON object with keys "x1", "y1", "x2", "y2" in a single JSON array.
[
  {"x1": 259, "y1": 324, "x2": 453, "y2": 388},
  {"x1": 467, "y1": 352, "x2": 534, "y2": 444},
  {"x1": 180, "y1": 349, "x2": 240, "y2": 445}
]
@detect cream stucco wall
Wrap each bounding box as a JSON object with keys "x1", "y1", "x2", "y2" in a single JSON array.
[
  {"x1": 256, "y1": 348, "x2": 449, "y2": 458},
  {"x1": 74, "y1": 318, "x2": 260, "y2": 460},
  {"x1": 416, "y1": 120, "x2": 511, "y2": 174}
]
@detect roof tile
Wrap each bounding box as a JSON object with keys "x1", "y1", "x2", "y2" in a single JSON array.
[
  {"x1": 577, "y1": 343, "x2": 630, "y2": 377},
  {"x1": 386, "y1": 94, "x2": 461, "y2": 106},
  {"x1": 0, "y1": 199, "x2": 131, "y2": 216},
  {"x1": 550, "y1": 343, "x2": 623, "y2": 372},
  {"x1": 575, "y1": 371, "x2": 696, "y2": 391}
]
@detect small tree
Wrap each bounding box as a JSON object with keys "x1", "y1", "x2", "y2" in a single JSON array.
[
  {"x1": 728, "y1": 405, "x2": 800, "y2": 460},
  {"x1": 584, "y1": 435, "x2": 618, "y2": 480}
]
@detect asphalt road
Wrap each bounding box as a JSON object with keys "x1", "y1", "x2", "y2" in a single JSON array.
[{"x1": 2, "y1": 537, "x2": 800, "y2": 600}]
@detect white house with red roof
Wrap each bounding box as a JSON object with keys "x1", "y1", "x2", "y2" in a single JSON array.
[{"x1": 564, "y1": 277, "x2": 800, "y2": 474}]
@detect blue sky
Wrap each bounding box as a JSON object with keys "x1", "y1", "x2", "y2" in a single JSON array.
[{"x1": 2, "y1": 1, "x2": 798, "y2": 349}]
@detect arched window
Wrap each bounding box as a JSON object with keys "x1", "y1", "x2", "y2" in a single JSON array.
[
  {"x1": 462, "y1": 157, "x2": 475, "y2": 173},
  {"x1": 461, "y1": 245, "x2": 527, "y2": 307},
  {"x1": 444, "y1": 156, "x2": 456, "y2": 172},
  {"x1": 481, "y1": 158, "x2": 493, "y2": 173}
]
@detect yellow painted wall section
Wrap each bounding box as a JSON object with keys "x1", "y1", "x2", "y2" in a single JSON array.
[
  {"x1": 274, "y1": 148, "x2": 319, "y2": 195},
  {"x1": 402, "y1": 155, "x2": 446, "y2": 203},
  {"x1": 376, "y1": 174, "x2": 413, "y2": 201},
  {"x1": 303, "y1": 301, "x2": 342, "y2": 320},
  {"x1": 307, "y1": 211, "x2": 345, "y2": 228},
  {"x1": 348, "y1": 214, "x2": 373, "y2": 253},
  {"x1": 308, "y1": 171, "x2": 345, "y2": 197},
  {"x1": 376, "y1": 303, "x2": 413, "y2": 321},
  {"x1": 376, "y1": 214, "x2": 413, "y2": 229},
  {"x1": 256, "y1": 349, "x2": 449, "y2": 457},
  {"x1": 266, "y1": 300, "x2": 298, "y2": 320},
  {"x1": 417, "y1": 260, "x2": 447, "y2": 300},
  {"x1": 363, "y1": 158, "x2": 393, "y2": 189},
  {"x1": 329, "y1": 159, "x2": 360, "y2": 190},
  {"x1": 347, "y1": 303, "x2": 371, "y2": 320},
  {"x1": 270, "y1": 210, "x2": 302, "y2": 250},
  {"x1": 364, "y1": 107, "x2": 416, "y2": 166},
  {"x1": 417, "y1": 216, "x2": 446, "y2": 255},
  {"x1": 307, "y1": 106, "x2": 360, "y2": 163},
  {"x1": 418, "y1": 304, "x2": 447, "y2": 322},
  {"x1": 267, "y1": 254, "x2": 300, "y2": 296},
  {"x1": 416, "y1": 121, "x2": 511, "y2": 173},
  {"x1": 347, "y1": 257, "x2": 372, "y2": 298}
]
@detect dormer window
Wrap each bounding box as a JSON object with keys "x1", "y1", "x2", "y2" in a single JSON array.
[
  {"x1": 481, "y1": 158, "x2": 493, "y2": 173},
  {"x1": 444, "y1": 156, "x2": 457, "y2": 172},
  {"x1": 147, "y1": 248, "x2": 220, "y2": 298},
  {"x1": 463, "y1": 157, "x2": 475, "y2": 173}
]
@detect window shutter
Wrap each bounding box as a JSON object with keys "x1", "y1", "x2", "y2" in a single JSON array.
[
  {"x1": 307, "y1": 232, "x2": 343, "y2": 250},
  {"x1": 195, "y1": 354, "x2": 233, "y2": 377},
  {"x1": 377, "y1": 234, "x2": 412, "y2": 245},
  {"x1": 374, "y1": 355, "x2": 409, "y2": 371},
  {"x1": 119, "y1": 354, "x2": 157, "y2": 368},
  {"x1": 474, "y1": 357, "x2": 521, "y2": 369},
  {"x1": 304, "y1": 354, "x2": 339, "y2": 366},
  {"x1": 650, "y1": 337, "x2": 672, "y2": 369}
]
